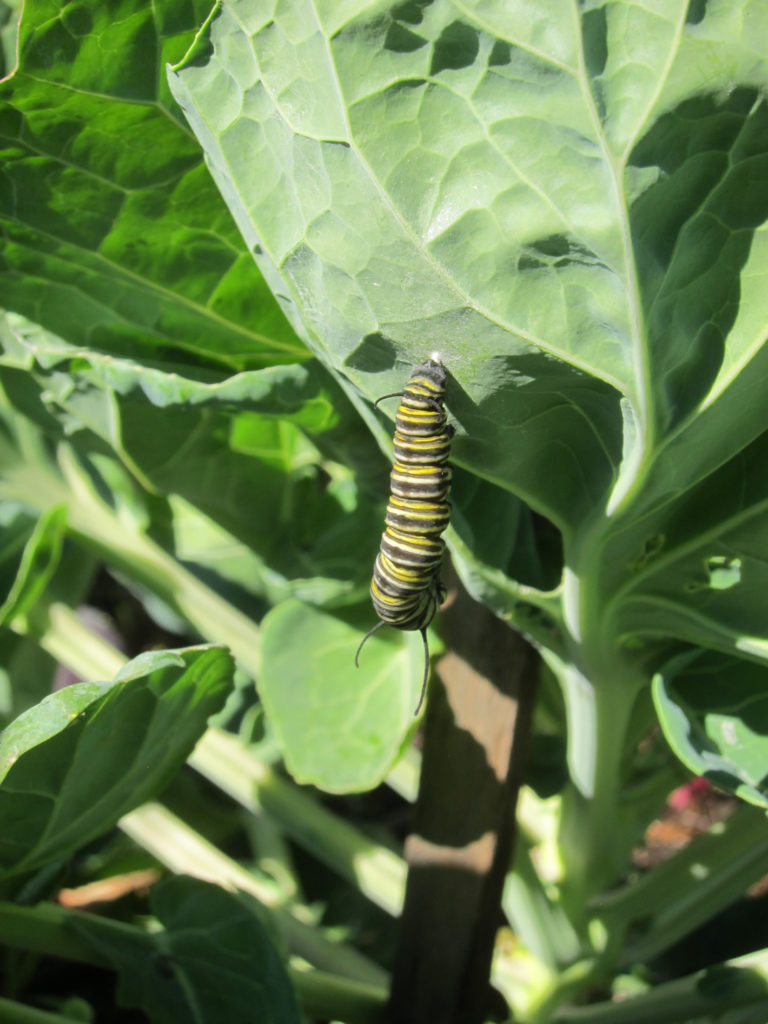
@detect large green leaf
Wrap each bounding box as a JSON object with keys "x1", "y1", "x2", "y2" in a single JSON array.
[
  {"x1": 167, "y1": 0, "x2": 768, "y2": 511},
  {"x1": 603, "y1": 429, "x2": 768, "y2": 661},
  {"x1": 0, "y1": 313, "x2": 386, "y2": 607},
  {"x1": 168, "y1": 1, "x2": 635, "y2": 529},
  {"x1": 0, "y1": 645, "x2": 233, "y2": 877},
  {"x1": 259, "y1": 601, "x2": 424, "y2": 791},
  {"x1": 0, "y1": 0, "x2": 304, "y2": 370},
  {"x1": 653, "y1": 651, "x2": 768, "y2": 810},
  {"x1": 169, "y1": 0, "x2": 768, "y2": 806}
]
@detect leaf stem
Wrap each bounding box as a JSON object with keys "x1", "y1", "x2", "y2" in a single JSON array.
[
  {"x1": 504, "y1": 838, "x2": 582, "y2": 969},
  {"x1": 119, "y1": 802, "x2": 388, "y2": 987},
  {"x1": 3, "y1": 442, "x2": 263, "y2": 674},
  {"x1": 189, "y1": 729, "x2": 406, "y2": 917},
  {"x1": 555, "y1": 651, "x2": 645, "y2": 916}
]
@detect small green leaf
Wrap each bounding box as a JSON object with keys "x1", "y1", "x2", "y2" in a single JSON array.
[
  {"x1": 0, "y1": 505, "x2": 67, "y2": 628},
  {"x1": 69, "y1": 875, "x2": 300, "y2": 1024},
  {"x1": 653, "y1": 650, "x2": 768, "y2": 809},
  {"x1": 0, "y1": 645, "x2": 234, "y2": 877},
  {"x1": 259, "y1": 602, "x2": 425, "y2": 792}
]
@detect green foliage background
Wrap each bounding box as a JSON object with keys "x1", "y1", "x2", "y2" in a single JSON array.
[{"x1": 3, "y1": 0, "x2": 768, "y2": 1021}]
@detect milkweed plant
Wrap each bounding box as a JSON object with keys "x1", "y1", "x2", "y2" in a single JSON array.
[{"x1": 2, "y1": 0, "x2": 768, "y2": 1022}]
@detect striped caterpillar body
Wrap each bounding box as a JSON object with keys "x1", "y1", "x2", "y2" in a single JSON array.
[{"x1": 355, "y1": 358, "x2": 453, "y2": 714}]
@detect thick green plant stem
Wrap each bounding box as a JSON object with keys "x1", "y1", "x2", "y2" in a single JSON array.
[
  {"x1": 505, "y1": 837, "x2": 582, "y2": 969},
  {"x1": 189, "y1": 728, "x2": 407, "y2": 917},
  {"x1": 35, "y1": 603, "x2": 126, "y2": 681},
  {"x1": 557, "y1": 659, "x2": 645, "y2": 918},
  {"x1": 555, "y1": 517, "x2": 651, "y2": 918}
]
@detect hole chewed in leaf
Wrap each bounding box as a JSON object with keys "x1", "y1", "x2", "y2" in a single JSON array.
[
  {"x1": 488, "y1": 40, "x2": 511, "y2": 67},
  {"x1": 582, "y1": 7, "x2": 608, "y2": 78},
  {"x1": 686, "y1": 0, "x2": 708, "y2": 24},
  {"x1": 430, "y1": 21, "x2": 480, "y2": 75},
  {"x1": 392, "y1": 0, "x2": 432, "y2": 26},
  {"x1": 520, "y1": 234, "x2": 607, "y2": 271},
  {"x1": 705, "y1": 555, "x2": 741, "y2": 591},
  {"x1": 628, "y1": 534, "x2": 665, "y2": 571},
  {"x1": 385, "y1": 22, "x2": 428, "y2": 53}
]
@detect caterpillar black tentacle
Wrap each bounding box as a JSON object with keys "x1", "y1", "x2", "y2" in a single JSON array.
[{"x1": 356, "y1": 358, "x2": 453, "y2": 715}]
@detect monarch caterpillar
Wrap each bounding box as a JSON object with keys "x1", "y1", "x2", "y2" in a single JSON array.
[{"x1": 355, "y1": 357, "x2": 453, "y2": 714}]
